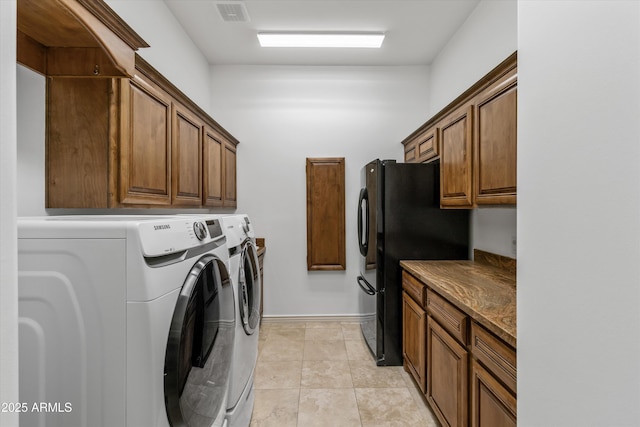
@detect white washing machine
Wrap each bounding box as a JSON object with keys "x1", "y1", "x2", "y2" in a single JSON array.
[
  {"x1": 221, "y1": 214, "x2": 261, "y2": 427},
  {"x1": 17, "y1": 215, "x2": 235, "y2": 427}
]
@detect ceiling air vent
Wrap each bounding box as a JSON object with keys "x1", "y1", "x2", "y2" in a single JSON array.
[{"x1": 215, "y1": 2, "x2": 250, "y2": 22}]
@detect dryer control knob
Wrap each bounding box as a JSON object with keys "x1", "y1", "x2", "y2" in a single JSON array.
[{"x1": 193, "y1": 221, "x2": 208, "y2": 241}]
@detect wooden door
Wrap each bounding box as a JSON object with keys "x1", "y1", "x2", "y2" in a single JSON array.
[
  {"x1": 427, "y1": 316, "x2": 469, "y2": 427},
  {"x1": 223, "y1": 141, "x2": 237, "y2": 207},
  {"x1": 119, "y1": 74, "x2": 172, "y2": 205},
  {"x1": 306, "y1": 158, "x2": 346, "y2": 270},
  {"x1": 440, "y1": 105, "x2": 473, "y2": 208},
  {"x1": 470, "y1": 359, "x2": 516, "y2": 427},
  {"x1": 474, "y1": 69, "x2": 517, "y2": 205},
  {"x1": 203, "y1": 126, "x2": 224, "y2": 207},
  {"x1": 402, "y1": 292, "x2": 426, "y2": 392},
  {"x1": 172, "y1": 104, "x2": 202, "y2": 206}
]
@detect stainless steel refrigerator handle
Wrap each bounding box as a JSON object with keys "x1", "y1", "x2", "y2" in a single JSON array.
[
  {"x1": 358, "y1": 188, "x2": 369, "y2": 257},
  {"x1": 357, "y1": 275, "x2": 376, "y2": 295}
]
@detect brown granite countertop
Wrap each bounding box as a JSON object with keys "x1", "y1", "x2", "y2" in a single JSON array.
[{"x1": 400, "y1": 253, "x2": 516, "y2": 348}]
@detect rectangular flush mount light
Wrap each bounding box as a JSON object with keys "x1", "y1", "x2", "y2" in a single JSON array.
[{"x1": 257, "y1": 32, "x2": 385, "y2": 48}]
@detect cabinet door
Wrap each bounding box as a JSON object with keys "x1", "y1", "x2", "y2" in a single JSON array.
[
  {"x1": 470, "y1": 359, "x2": 516, "y2": 427},
  {"x1": 474, "y1": 69, "x2": 517, "y2": 205},
  {"x1": 203, "y1": 126, "x2": 224, "y2": 207},
  {"x1": 172, "y1": 104, "x2": 202, "y2": 206},
  {"x1": 119, "y1": 75, "x2": 172, "y2": 205},
  {"x1": 416, "y1": 127, "x2": 439, "y2": 163},
  {"x1": 404, "y1": 139, "x2": 417, "y2": 163},
  {"x1": 223, "y1": 141, "x2": 237, "y2": 208},
  {"x1": 402, "y1": 292, "x2": 426, "y2": 392},
  {"x1": 427, "y1": 316, "x2": 468, "y2": 427},
  {"x1": 440, "y1": 105, "x2": 474, "y2": 208}
]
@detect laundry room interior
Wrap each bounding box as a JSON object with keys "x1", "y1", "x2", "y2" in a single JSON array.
[{"x1": 3, "y1": 1, "x2": 640, "y2": 427}]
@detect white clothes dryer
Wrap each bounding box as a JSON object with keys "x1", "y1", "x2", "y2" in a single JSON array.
[
  {"x1": 17, "y1": 215, "x2": 235, "y2": 427},
  {"x1": 220, "y1": 214, "x2": 261, "y2": 427}
]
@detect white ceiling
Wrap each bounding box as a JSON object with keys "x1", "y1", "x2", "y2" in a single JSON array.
[{"x1": 163, "y1": 0, "x2": 481, "y2": 66}]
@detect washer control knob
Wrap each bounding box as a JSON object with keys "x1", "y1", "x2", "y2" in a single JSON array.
[{"x1": 193, "y1": 221, "x2": 208, "y2": 241}]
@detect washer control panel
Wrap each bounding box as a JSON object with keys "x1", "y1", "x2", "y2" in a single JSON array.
[{"x1": 138, "y1": 218, "x2": 224, "y2": 256}]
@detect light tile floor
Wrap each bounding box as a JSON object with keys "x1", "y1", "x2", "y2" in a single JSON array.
[{"x1": 250, "y1": 321, "x2": 440, "y2": 427}]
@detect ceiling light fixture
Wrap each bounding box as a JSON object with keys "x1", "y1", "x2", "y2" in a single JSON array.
[{"x1": 257, "y1": 32, "x2": 385, "y2": 48}]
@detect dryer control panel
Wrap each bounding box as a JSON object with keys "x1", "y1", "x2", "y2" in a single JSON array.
[{"x1": 137, "y1": 218, "x2": 224, "y2": 257}]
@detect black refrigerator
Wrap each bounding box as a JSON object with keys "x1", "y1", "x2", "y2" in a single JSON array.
[{"x1": 356, "y1": 159, "x2": 469, "y2": 366}]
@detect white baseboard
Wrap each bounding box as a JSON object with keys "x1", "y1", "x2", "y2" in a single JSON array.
[{"x1": 261, "y1": 314, "x2": 362, "y2": 324}]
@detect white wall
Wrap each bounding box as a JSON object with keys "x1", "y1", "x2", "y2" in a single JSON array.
[
  {"x1": 518, "y1": 1, "x2": 640, "y2": 425},
  {"x1": 105, "y1": 0, "x2": 212, "y2": 112},
  {"x1": 428, "y1": 0, "x2": 518, "y2": 258},
  {"x1": 209, "y1": 65, "x2": 430, "y2": 316},
  {"x1": 0, "y1": 1, "x2": 19, "y2": 426}
]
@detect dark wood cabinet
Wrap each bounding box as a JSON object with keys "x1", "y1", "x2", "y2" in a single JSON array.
[
  {"x1": 203, "y1": 126, "x2": 237, "y2": 208},
  {"x1": 45, "y1": 57, "x2": 239, "y2": 209},
  {"x1": 474, "y1": 68, "x2": 517, "y2": 205},
  {"x1": 401, "y1": 53, "x2": 517, "y2": 208},
  {"x1": 401, "y1": 262, "x2": 517, "y2": 427},
  {"x1": 470, "y1": 359, "x2": 516, "y2": 427},
  {"x1": 404, "y1": 127, "x2": 439, "y2": 163},
  {"x1": 440, "y1": 105, "x2": 474, "y2": 208},
  {"x1": 119, "y1": 74, "x2": 173, "y2": 206},
  {"x1": 172, "y1": 103, "x2": 203, "y2": 206},
  {"x1": 402, "y1": 291, "x2": 426, "y2": 392},
  {"x1": 427, "y1": 308, "x2": 469, "y2": 427}
]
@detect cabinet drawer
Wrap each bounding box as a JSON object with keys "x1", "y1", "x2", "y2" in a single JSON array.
[
  {"x1": 426, "y1": 289, "x2": 468, "y2": 344},
  {"x1": 402, "y1": 271, "x2": 425, "y2": 307},
  {"x1": 470, "y1": 322, "x2": 516, "y2": 394}
]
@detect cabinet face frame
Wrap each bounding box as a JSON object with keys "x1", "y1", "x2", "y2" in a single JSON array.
[
  {"x1": 427, "y1": 316, "x2": 469, "y2": 427},
  {"x1": 119, "y1": 74, "x2": 172, "y2": 206},
  {"x1": 439, "y1": 105, "x2": 474, "y2": 208},
  {"x1": 474, "y1": 68, "x2": 517, "y2": 205},
  {"x1": 171, "y1": 103, "x2": 203, "y2": 206}
]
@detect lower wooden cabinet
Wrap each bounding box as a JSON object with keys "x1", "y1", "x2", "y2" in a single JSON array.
[
  {"x1": 427, "y1": 316, "x2": 469, "y2": 427},
  {"x1": 402, "y1": 291, "x2": 426, "y2": 392},
  {"x1": 470, "y1": 359, "x2": 516, "y2": 427},
  {"x1": 401, "y1": 269, "x2": 517, "y2": 427}
]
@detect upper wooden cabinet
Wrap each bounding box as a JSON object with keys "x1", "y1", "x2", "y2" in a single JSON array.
[
  {"x1": 17, "y1": 0, "x2": 148, "y2": 77},
  {"x1": 119, "y1": 74, "x2": 173, "y2": 206},
  {"x1": 440, "y1": 105, "x2": 474, "y2": 208},
  {"x1": 203, "y1": 126, "x2": 237, "y2": 208},
  {"x1": 402, "y1": 52, "x2": 517, "y2": 208},
  {"x1": 46, "y1": 56, "x2": 239, "y2": 209},
  {"x1": 404, "y1": 127, "x2": 439, "y2": 164},
  {"x1": 474, "y1": 68, "x2": 517, "y2": 205}
]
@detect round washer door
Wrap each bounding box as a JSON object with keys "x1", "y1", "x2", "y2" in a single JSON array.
[
  {"x1": 164, "y1": 255, "x2": 234, "y2": 427},
  {"x1": 239, "y1": 241, "x2": 261, "y2": 335}
]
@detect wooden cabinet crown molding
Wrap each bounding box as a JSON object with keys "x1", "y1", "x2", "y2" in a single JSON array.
[
  {"x1": 17, "y1": 0, "x2": 148, "y2": 77},
  {"x1": 401, "y1": 52, "x2": 517, "y2": 149},
  {"x1": 134, "y1": 55, "x2": 239, "y2": 148}
]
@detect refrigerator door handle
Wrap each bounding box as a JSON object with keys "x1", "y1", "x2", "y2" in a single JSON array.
[
  {"x1": 357, "y1": 188, "x2": 369, "y2": 257},
  {"x1": 357, "y1": 275, "x2": 376, "y2": 296}
]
